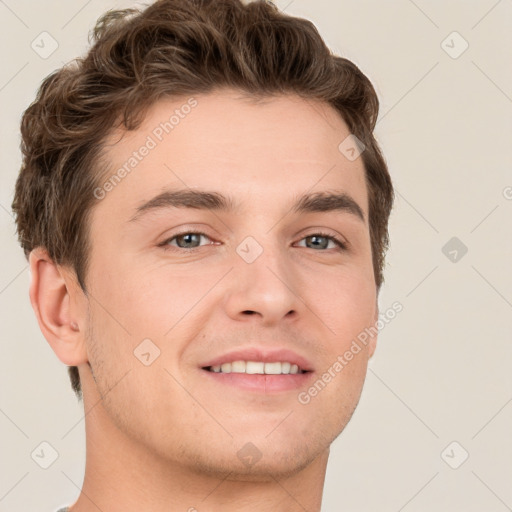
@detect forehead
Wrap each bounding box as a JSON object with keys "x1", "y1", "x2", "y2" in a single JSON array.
[{"x1": 96, "y1": 89, "x2": 368, "y2": 221}]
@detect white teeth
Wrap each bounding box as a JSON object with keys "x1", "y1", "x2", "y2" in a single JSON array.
[
  {"x1": 207, "y1": 360, "x2": 305, "y2": 374},
  {"x1": 231, "y1": 360, "x2": 246, "y2": 372},
  {"x1": 264, "y1": 362, "x2": 281, "y2": 375}
]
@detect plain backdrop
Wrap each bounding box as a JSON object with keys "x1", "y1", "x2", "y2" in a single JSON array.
[{"x1": 1, "y1": 1, "x2": 511, "y2": 511}]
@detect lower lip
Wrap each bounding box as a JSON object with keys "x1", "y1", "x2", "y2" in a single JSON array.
[{"x1": 201, "y1": 368, "x2": 315, "y2": 393}]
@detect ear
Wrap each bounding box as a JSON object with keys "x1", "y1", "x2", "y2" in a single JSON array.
[
  {"x1": 368, "y1": 299, "x2": 379, "y2": 359},
  {"x1": 28, "y1": 247, "x2": 88, "y2": 366}
]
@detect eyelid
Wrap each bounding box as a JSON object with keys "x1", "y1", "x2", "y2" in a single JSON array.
[
  {"x1": 158, "y1": 228, "x2": 348, "y2": 252},
  {"x1": 297, "y1": 230, "x2": 348, "y2": 250},
  {"x1": 157, "y1": 230, "x2": 214, "y2": 250}
]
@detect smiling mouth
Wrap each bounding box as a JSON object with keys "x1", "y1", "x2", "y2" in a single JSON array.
[{"x1": 202, "y1": 360, "x2": 311, "y2": 375}]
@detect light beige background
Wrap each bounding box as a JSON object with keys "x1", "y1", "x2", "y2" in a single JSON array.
[{"x1": 1, "y1": 1, "x2": 511, "y2": 511}]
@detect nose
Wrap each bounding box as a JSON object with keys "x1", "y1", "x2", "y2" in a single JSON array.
[{"x1": 222, "y1": 239, "x2": 301, "y2": 327}]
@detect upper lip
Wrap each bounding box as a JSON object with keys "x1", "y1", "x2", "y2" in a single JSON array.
[{"x1": 201, "y1": 347, "x2": 314, "y2": 372}]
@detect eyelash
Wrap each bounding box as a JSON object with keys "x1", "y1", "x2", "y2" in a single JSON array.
[{"x1": 158, "y1": 230, "x2": 347, "y2": 252}]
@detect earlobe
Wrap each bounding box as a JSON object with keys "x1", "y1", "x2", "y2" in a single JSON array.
[{"x1": 28, "y1": 247, "x2": 88, "y2": 366}]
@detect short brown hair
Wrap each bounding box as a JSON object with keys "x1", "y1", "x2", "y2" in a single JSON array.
[{"x1": 12, "y1": 0, "x2": 394, "y2": 400}]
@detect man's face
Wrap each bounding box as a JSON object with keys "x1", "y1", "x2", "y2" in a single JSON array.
[{"x1": 82, "y1": 89, "x2": 377, "y2": 478}]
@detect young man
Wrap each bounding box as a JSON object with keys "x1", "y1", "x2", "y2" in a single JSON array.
[{"x1": 12, "y1": 0, "x2": 394, "y2": 510}]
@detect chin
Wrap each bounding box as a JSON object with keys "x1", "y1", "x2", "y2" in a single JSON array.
[{"x1": 182, "y1": 434, "x2": 326, "y2": 481}]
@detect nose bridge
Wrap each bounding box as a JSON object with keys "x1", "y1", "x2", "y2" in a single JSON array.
[{"x1": 224, "y1": 231, "x2": 301, "y2": 324}]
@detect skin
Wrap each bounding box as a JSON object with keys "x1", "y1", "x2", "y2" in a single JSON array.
[{"x1": 29, "y1": 88, "x2": 378, "y2": 512}]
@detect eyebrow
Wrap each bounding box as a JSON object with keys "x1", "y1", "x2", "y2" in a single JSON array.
[{"x1": 128, "y1": 188, "x2": 365, "y2": 223}]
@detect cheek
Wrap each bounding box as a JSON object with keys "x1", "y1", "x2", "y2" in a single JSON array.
[
  {"x1": 302, "y1": 265, "x2": 376, "y2": 348},
  {"x1": 91, "y1": 256, "x2": 214, "y2": 338}
]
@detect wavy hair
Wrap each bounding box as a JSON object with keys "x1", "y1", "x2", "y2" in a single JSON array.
[{"x1": 12, "y1": 0, "x2": 394, "y2": 400}]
